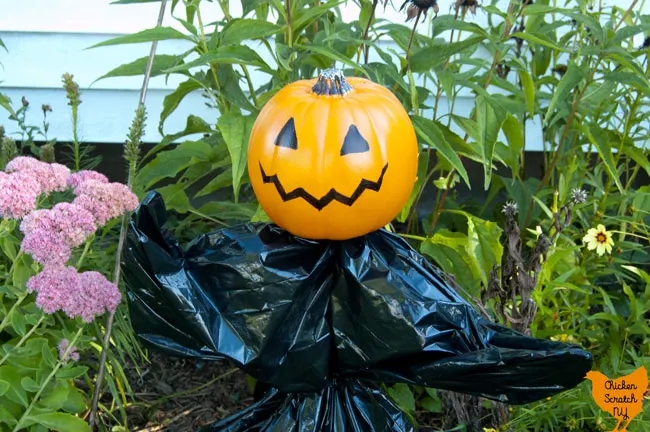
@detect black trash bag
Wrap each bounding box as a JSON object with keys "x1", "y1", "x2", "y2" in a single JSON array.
[{"x1": 122, "y1": 192, "x2": 593, "y2": 431}]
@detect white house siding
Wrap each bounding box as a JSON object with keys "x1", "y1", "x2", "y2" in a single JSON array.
[{"x1": 0, "y1": 0, "x2": 638, "y2": 149}]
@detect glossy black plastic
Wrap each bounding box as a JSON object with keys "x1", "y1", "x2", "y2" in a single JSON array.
[{"x1": 122, "y1": 192, "x2": 593, "y2": 431}]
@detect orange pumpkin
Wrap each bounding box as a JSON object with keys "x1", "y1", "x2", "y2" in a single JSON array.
[{"x1": 247, "y1": 68, "x2": 419, "y2": 240}]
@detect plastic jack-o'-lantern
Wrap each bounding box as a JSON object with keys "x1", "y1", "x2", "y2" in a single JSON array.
[{"x1": 248, "y1": 68, "x2": 419, "y2": 240}]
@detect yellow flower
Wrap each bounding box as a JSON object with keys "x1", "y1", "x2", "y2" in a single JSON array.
[
  {"x1": 582, "y1": 224, "x2": 614, "y2": 256},
  {"x1": 483, "y1": 428, "x2": 498, "y2": 432}
]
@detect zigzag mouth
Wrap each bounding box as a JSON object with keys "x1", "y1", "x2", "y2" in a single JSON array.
[{"x1": 259, "y1": 162, "x2": 388, "y2": 211}]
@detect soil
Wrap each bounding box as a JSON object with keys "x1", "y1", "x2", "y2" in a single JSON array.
[{"x1": 120, "y1": 352, "x2": 253, "y2": 432}]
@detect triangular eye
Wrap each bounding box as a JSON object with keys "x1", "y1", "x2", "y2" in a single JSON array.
[
  {"x1": 275, "y1": 118, "x2": 298, "y2": 150},
  {"x1": 340, "y1": 125, "x2": 370, "y2": 156}
]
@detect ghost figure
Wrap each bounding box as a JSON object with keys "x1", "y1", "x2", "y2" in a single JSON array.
[{"x1": 122, "y1": 70, "x2": 592, "y2": 431}]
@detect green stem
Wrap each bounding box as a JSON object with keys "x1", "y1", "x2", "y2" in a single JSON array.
[
  {"x1": 72, "y1": 104, "x2": 80, "y2": 172},
  {"x1": 12, "y1": 327, "x2": 84, "y2": 432},
  {"x1": 75, "y1": 235, "x2": 95, "y2": 270},
  {"x1": 0, "y1": 293, "x2": 28, "y2": 335},
  {"x1": 196, "y1": 6, "x2": 228, "y2": 111},
  {"x1": 285, "y1": 0, "x2": 293, "y2": 48},
  {"x1": 0, "y1": 315, "x2": 46, "y2": 367}
]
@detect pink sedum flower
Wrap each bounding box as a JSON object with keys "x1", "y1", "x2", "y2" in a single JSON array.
[
  {"x1": 27, "y1": 266, "x2": 78, "y2": 314},
  {"x1": 50, "y1": 163, "x2": 72, "y2": 192},
  {"x1": 57, "y1": 338, "x2": 80, "y2": 362},
  {"x1": 21, "y1": 203, "x2": 97, "y2": 247},
  {"x1": 22, "y1": 229, "x2": 71, "y2": 266},
  {"x1": 0, "y1": 172, "x2": 42, "y2": 219},
  {"x1": 67, "y1": 170, "x2": 109, "y2": 189},
  {"x1": 5, "y1": 157, "x2": 70, "y2": 195},
  {"x1": 27, "y1": 266, "x2": 121, "y2": 323},
  {"x1": 66, "y1": 271, "x2": 122, "y2": 323},
  {"x1": 73, "y1": 180, "x2": 139, "y2": 226}
]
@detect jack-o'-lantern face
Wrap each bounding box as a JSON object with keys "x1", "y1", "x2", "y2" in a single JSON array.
[{"x1": 247, "y1": 69, "x2": 419, "y2": 240}]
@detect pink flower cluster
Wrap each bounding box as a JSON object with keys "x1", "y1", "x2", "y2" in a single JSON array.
[
  {"x1": 0, "y1": 157, "x2": 140, "y2": 322},
  {"x1": 73, "y1": 180, "x2": 139, "y2": 226},
  {"x1": 5, "y1": 157, "x2": 70, "y2": 195},
  {"x1": 0, "y1": 172, "x2": 42, "y2": 219},
  {"x1": 0, "y1": 157, "x2": 70, "y2": 219},
  {"x1": 57, "y1": 338, "x2": 80, "y2": 362},
  {"x1": 27, "y1": 266, "x2": 122, "y2": 323}
]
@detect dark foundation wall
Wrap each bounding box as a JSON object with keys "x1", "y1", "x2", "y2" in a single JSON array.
[{"x1": 48, "y1": 142, "x2": 649, "y2": 215}]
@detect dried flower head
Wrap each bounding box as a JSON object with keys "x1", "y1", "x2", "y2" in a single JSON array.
[
  {"x1": 400, "y1": 0, "x2": 438, "y2": 21},
  {"x1": 569, "y1": 188, "x2": 587, "y2": 205},
  {"x1": 1, "y1": 136, "x2": 17, "y2": 164},
  {"x1": 21, "y1": 96, "x2": 29, "y2": 108},
  {"x1": 42, "y1": 104, "x2": 53, "y2": 114},
  {"x1": 502, "y1": 201, "x2": 518, "y2": 217},
  {"x1": 57, "y1": 338, "x2": 80, "y2": 362},
  {"x1": 457, "y1": 0, "x2": 479, "y2": 14},
  {"x1": 40, "y1": 144, "x2": 55, "y2": 163}
]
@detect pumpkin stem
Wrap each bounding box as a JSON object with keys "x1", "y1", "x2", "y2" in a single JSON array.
[{"x1": 311, "y1": 68, "x2": 352, "y2": 96}]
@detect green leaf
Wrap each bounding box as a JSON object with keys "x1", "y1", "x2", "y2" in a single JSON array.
[
  {"x1": 546, "y1": 63, "x2": 584, "y2": 119},
  {"x1": 218, "y1": 64, "x2": 258, "y2": 112},
  {"x1": 20, "y1": 377, "x2": 40, "y2": 392},
  {"x1": 0, "y1": 366, "x2": 28, "y2": 407},
  {"x1": 421, "y1": 230, "x2": 482, "y2": 294},
  {"x1": 159, "y1": 79, "x2": 202, "y2": 133},
  {"x1": 410, "y1": 116, "x2": 470, "y2": 188},
  {"x1": 163, "y1": 46, "x2": 273, "y2": 74},
  {"x1": 137, "y1": 140, "x2": 213, "y2": 189},
  {"x1": 397, "y1": 151, "x2": 429, "y2": 223},
  {"x1": 410, "y1": 35, "x2": 485, "y2": 73},
  {"x1": 0, "y1": 38, "x2": 6, "y2": 51},
  {"x1": 155, "y1": 183, "x2": 191, "y2": 213},
  {"x1": 292, "y1": 0, "x2": 345, "y2": 34},
  {"x1": 625, "y1": 146, "x2": 650, "y2": 177},
  {"x1": 12, "y1": 255, "x2": 31, "y2": 289},
  {"x1": 217, "y1": 113, "x2": 255, "y2": 201},
  {"x1": 23, "y1": 413, "x2": 90, "y2": 432},
  {"x1": 11, "y1": 311, "x2": 26, "y2": 336},
  {"x1": 156, "y1": 114, "x2": 213, "y2": 150},
  {"x1": 501, "y1": 113, "x2": 523, "y2": 173},
  {"x1": 219, "y1": 19, "x2": 282, "y2": 46},
  {"x1": 0, "y1": 93, "x2": 15, "y2": 116},
  {"x1": 420, "y1": 396, "x2": 442, "y2": 413},
  {"x1": 56, "y1": 366, "x2": 89, "y2": 380},
  {"x1": 518, "y1": 69, "x2": 535, "y2": 115},
  {"x1": 583, "y1": 126, "x2": 624, "y2": 193},
  {"x1": 509, "y1": 32, "x2": 570, "y2": 53},
  {"x1": 446, "y1": 210, "x2": 503, "y2": 287},
  {"x1": 198, "y1": 201, "x2": 258, "y2": 221},
  {"x1": 295, "y1": 44, "x2": 369, "y2": 77},
  {"x1": 195, "y1": 169, "x2": 233, "y2": 198},
  {"x1": 0, "y1": 380, "x2": 9, "y2": 396},
  {"x1": 475, "y1": 95, "x2": 502, "y2": 189},
  {"x1": 386, "y1": 383, "x2": 415, "y2": 416},
  {"x1": 94, "y1": 55, "x2": 181, "y2": 83},
  {"x1": 251, "y1": 205, "x2": 271, "y2": 223},
  {"x1": 88, "y1": 27, "x2": 192, "y2": 49}
]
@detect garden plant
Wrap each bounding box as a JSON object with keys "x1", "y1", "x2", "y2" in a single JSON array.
[{"x1": 1, "y1": 0, "x2": 650, "y2": 430}]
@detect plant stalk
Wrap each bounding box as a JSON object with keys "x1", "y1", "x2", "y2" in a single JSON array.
[{"x1": 87, "y1": 1, "x2": 168, "y2": 429}]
